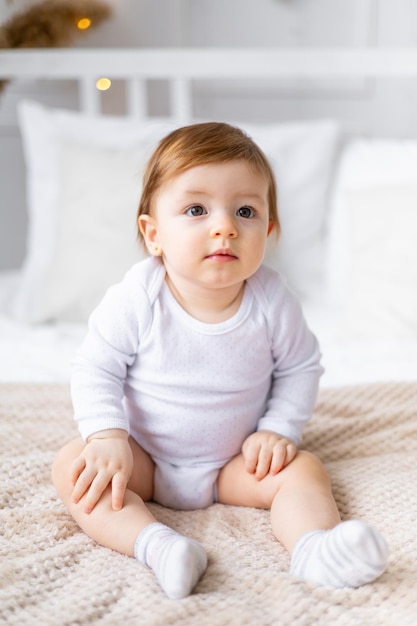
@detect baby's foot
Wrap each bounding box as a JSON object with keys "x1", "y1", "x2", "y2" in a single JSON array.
[
  {"x1": 134, "y1": 522, "x2": 208, "y2": 599},
  {"x1": 290, "y1": 520, "x2": 389, "y2": 588}
]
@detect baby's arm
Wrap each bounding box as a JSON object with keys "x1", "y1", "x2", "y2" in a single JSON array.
[
  {"x1": 242, "y1": 430, "x2": 297, "y2": 480},
  {"x1": 70, "y1": 429, "x2": 133, "y2": 514},
  {"x1": 70, "y1": 270, "x2": 148, "y2": 514},
  {"x1": 253, "y1": 270, "x2": 323, "y2": 451}
]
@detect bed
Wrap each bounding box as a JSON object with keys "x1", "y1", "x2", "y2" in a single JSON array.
[{"x1": 1, "y1": 48, "x2": 417, "y2": 625}]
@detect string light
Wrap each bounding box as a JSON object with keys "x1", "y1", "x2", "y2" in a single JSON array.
[
  {"x1": 77, "y1": 17, "x2": 92, "y2": 30},
  {"x1": 96, "y1": 77, "x2": 112, "y2": 91}
]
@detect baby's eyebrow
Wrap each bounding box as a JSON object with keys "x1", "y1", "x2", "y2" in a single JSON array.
[
  {"x1": 182, "y1": 189, "x2": 265, "y2": 202},
  {"x1": 181, "y1": 189, "x2": 206, "y2": 196},
  {"x1": 239, "y1": 192, "x2": 265, "y2": 202}
]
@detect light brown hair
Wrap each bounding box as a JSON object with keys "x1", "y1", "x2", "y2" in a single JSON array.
[{"x1": 137, "y1": 122, "x2": 280, "y2": 240}]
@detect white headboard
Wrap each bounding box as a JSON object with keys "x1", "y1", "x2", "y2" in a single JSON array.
[{"x1": 2, "y1": 47, "x2": 417, "y2": 119}]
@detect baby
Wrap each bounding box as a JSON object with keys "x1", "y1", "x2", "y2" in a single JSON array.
[{"x1": 52, "y1": 122, "x2": 388, "y2": 599}]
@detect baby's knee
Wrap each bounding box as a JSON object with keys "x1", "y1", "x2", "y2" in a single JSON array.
[
  {"x1": 258, "y1": 451, "x2": 330, "y2": 508},
  {"x1": 290, "y1": 450, "x2": 331, "y2": 485}
]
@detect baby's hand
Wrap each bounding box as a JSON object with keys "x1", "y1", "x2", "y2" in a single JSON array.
[
  {"x1": 242, "y1": 430, "x2": 297, "y2": 480},
  {"x1": 70, "y1": 429, "x2": 133, "y2": 514}
]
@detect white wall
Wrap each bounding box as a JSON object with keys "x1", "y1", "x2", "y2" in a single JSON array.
[{"x1": 1, "y1": 0, "x2": 417, "y2": 269}]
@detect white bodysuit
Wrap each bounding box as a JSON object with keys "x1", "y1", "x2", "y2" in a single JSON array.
[{"x1": 72, "y1": 257, "x2": 323, "y2": 510}]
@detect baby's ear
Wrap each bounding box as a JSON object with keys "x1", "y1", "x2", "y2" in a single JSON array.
[
  {"x1": 267, "y1": 221, "x2": 275, "y2": 236},
  {"x1": 138, "y1": 215, "x2": 162, "y2": 256}
]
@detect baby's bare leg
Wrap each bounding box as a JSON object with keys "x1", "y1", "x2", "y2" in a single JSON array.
[
  {"x1": 217, "y1": 450, "x2": 388, "y2": 588},
  {"x1": 52, "y1": 438, "x2": 207, "y2": 599},
  {"x1": 52, "y1": 436, "x2": 157, "y2": 554},
  {"x1": 218, "y1": 450, "x2": 339, "y2": 549}
]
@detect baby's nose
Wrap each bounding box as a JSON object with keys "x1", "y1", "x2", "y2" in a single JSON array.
[{"x1": 209, "y1": 214, "x2": 238, "y2": 238}]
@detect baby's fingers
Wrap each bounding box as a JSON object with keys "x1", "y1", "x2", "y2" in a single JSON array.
[
  {"x1": 81, "y1": 473, "x2": 112, "y2": 514},
  {"x1": 70, "y1": 461, "x2": 111, "y2": 513},
  {"x1": 243, "y1": 440, "x2": 261, "y2": 475},
  {"x1": 71, "y1": 465, "x2": 98, "y2": 506},
  {"x1": 111, "y1": 472, "x2": 129, "y2": 511},
  {"x1": 70, "y1": 455, "x2": 86, "y2": 487},
  {"x1": 270, "y1": 442, "x2": 297, "y2": 475},
  {"x1": 255, "y1": 446, "x2": 274, "y2": 480}
]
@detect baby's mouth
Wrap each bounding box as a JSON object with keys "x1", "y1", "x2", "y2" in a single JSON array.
[{"x1": 205, "y1": 249, "x2": 237, "y2": 261}]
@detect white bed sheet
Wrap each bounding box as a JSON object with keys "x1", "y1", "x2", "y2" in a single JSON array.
[
  {"x1": 0, "y1": 271, "x2": 416, "y2": 387},
  {"x1": 0, "y1": 271, "x2": 85, "y2": 383},
  {"x1": 305, "y1": 300, "x2": 417, "y2": 387}
]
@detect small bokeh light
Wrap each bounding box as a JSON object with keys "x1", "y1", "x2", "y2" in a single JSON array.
[
  {"x1": 77, "y1": 18, "x2": 92, "y2": 30},
  {"x1": 96, "y1": 77, "x2": 112, "y2": 91}
]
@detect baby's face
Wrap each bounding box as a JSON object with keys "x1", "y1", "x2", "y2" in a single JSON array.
[{"x1": 140, "y1": 159, "x2": 271, "y2": 296}]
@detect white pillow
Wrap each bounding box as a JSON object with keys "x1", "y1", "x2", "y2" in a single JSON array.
[
  {"x1": 327, "y1": 139, "x2": 417, "y2": 339},
  {"x1": 32, "y1": 141, "x2": 145, "y2": 321},
  {"x1": 243, "y1": 120, "x2": 339, "y2": 299},
  {"x1": 345, "y1": 185, "x2": 417, "y2": 339},
  {"x1": 14, "y1": 100, "x2": 339, "y2": 322},
  {"x1": 14, "y1": 101, "x2": 177, "y2": 322}
]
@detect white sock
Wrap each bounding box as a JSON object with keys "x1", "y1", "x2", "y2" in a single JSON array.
[
  {"x1": 134, "y1": 522, "x2": 208, "y2": 599},
  {"x1": 290, "y1": 520, "x2": 389, "y2": 588}
]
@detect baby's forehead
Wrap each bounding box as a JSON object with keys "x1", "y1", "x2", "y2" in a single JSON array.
[
  {"x1": 154, "y1": 161, "x2": 269, "y2": 208},
  {"x1": 167, "y1": 158, "x2": 268, "y2": 183}
]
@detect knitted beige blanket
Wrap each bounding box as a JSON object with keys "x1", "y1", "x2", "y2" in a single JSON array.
[{"x1": 1, "y1": 382, "x2": 416, "y2": 625}]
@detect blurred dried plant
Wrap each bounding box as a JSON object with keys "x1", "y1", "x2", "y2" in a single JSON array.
[{"x1": 0, "y1": 0, "x2": 112, "y2": 92}]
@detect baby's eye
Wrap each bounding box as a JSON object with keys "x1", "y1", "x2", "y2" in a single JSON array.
[
  {"x1": 236, "y1": 206, "x2": 255, "y2": 219},
  {"x1": 186, "y1": 205, "x2": 207, "y2": 217}
]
